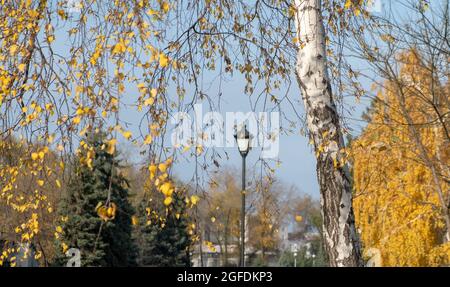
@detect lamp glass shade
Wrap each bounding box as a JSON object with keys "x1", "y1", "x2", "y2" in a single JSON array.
[{"x1": 237, "y1": 138, "x2": 250, "y2": 153}]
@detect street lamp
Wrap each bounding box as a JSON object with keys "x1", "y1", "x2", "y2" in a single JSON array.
[
  {"x1": 291, "y1": 243, "x2": 299, "y2": 267},
  {"x1": 234, "y1": 124, "x2": 251, "y2": 267}
]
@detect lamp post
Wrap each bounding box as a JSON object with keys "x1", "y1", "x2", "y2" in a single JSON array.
[
  {"x1": 292, "y1": 243, "x2": 298, "y2": 268},
  {"x1": 234, "y1": 125, "x2": 251, "y2": 267}
]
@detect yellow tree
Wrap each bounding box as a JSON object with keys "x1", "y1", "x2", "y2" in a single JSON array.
[
  {"x1": 201, "y1": 170, "x2": 242, "y2": 266},
  {"x1": 351, "y1": 50, "x2": 450, "y2": 266},
  {"x1": 247, "y1": 177, "x2": 288, "y2": 264},
  {"x1": 0, "y1": 137, "x2": 64, "y2": 266}
]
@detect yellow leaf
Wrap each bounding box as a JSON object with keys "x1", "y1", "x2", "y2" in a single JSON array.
[
  {"x1": 122, "y1": 131, "x2": 132, "y2": 140},
  {"x1": 131, "y1": 216, "x2": 139, "y2": 226},
  {"x1": 144, "y1": 135, "x2": 153, "y2": 145},
  {"x1": 160, "y1": 182, "x2": 174, "y2": 197},
  {"x1": 18, "y1": 63, "x2": 26, "y2": 72},
  {"x1": 190, "y1": 195, "x2": 200, "y2": 206},
  {"x1": 149, "y1": 164, "x2": 157, "y2": 179},
  {"x1": 37, "y1": 180, "x2": 44, "y2": 186},
  {"x1": 182, "y1": 145, "x2": 191, "y2": 153},
  {"x1": 47, "y1": 135, "x2": 55, "y2": 145},
  {"x1": 76, "y1": 107, "x2": 84, "y2": 115},
  {"x1": 164, "y1": 197, "x2": 173, "y2": 206},
  {"x1": 107, "y1": 203, "x2": 117, "y2": 219},
  {"x1": 31, "y1": 152, "x2": 39, "y2": 161},
  {"x1": 111, "y1": 40, "x2": 126, "y2": 55},
  {"x1": 62, "y1": 243, "x2": 68, "y2": 253},
  {"x1": 97, "y1": 206, "x2": 108, "y2": 221},
  {"x1": 344, "y1": 0, "x2": 352, "y2": 9},
  {"x1": 150, "y1": 88, "x2": 158, "y2": 98},
  {"x1": 147, "y1": 9, "x2": 158, "y2": 16},
  {"x1": 97, "y1": 203, "x2": 116, "y2": 221},
  {"x1": 159, "y1": 53, "x2": 169, "y2": 67},
  {"x1": 144, "y1": 97, "x2": 155, "y2": 106},
  {"x1": 161, "y1": 2, "x2": 170, "y2": 13},
  {"x1": 158, "y1": 162, "x2": 168, "y2": 173},
  {"x1": 9, "y1": 44, "x2": 18, "y2": 55},
  {"x1": 105, "y1": 139, "x2": 117, "y2": 155},
  {"x1": 137, "y1": 82, "x2": 146, "y2": 90}
]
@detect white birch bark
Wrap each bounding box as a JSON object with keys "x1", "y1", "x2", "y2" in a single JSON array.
[{"x1": 294, "y1": 0, "x2": 363, "y2": 266}]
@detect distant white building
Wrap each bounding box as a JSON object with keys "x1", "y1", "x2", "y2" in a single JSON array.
[
  {"x1": 279, "y1": 220, "x2": 320, "y2": 253},
  {"x1": 191, "y1": 243, "x2": 240, "y2": 267}
]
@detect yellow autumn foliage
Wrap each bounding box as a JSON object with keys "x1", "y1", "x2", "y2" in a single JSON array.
[{"x1": 351, "y1": 50, "x2": 450, "y2": 266}]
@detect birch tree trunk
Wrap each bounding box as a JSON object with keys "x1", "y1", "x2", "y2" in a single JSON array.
[{"x1": 294, "y1": 0, "x2": 363, "y2": 266}]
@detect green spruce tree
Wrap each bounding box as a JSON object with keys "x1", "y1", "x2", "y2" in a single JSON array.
[
  {"x1": 136, "y1": 187, "x2": 191, "y2": 267},
  {"x1": 54, "y1": 132, "x2": 137, "y2": 266}
]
